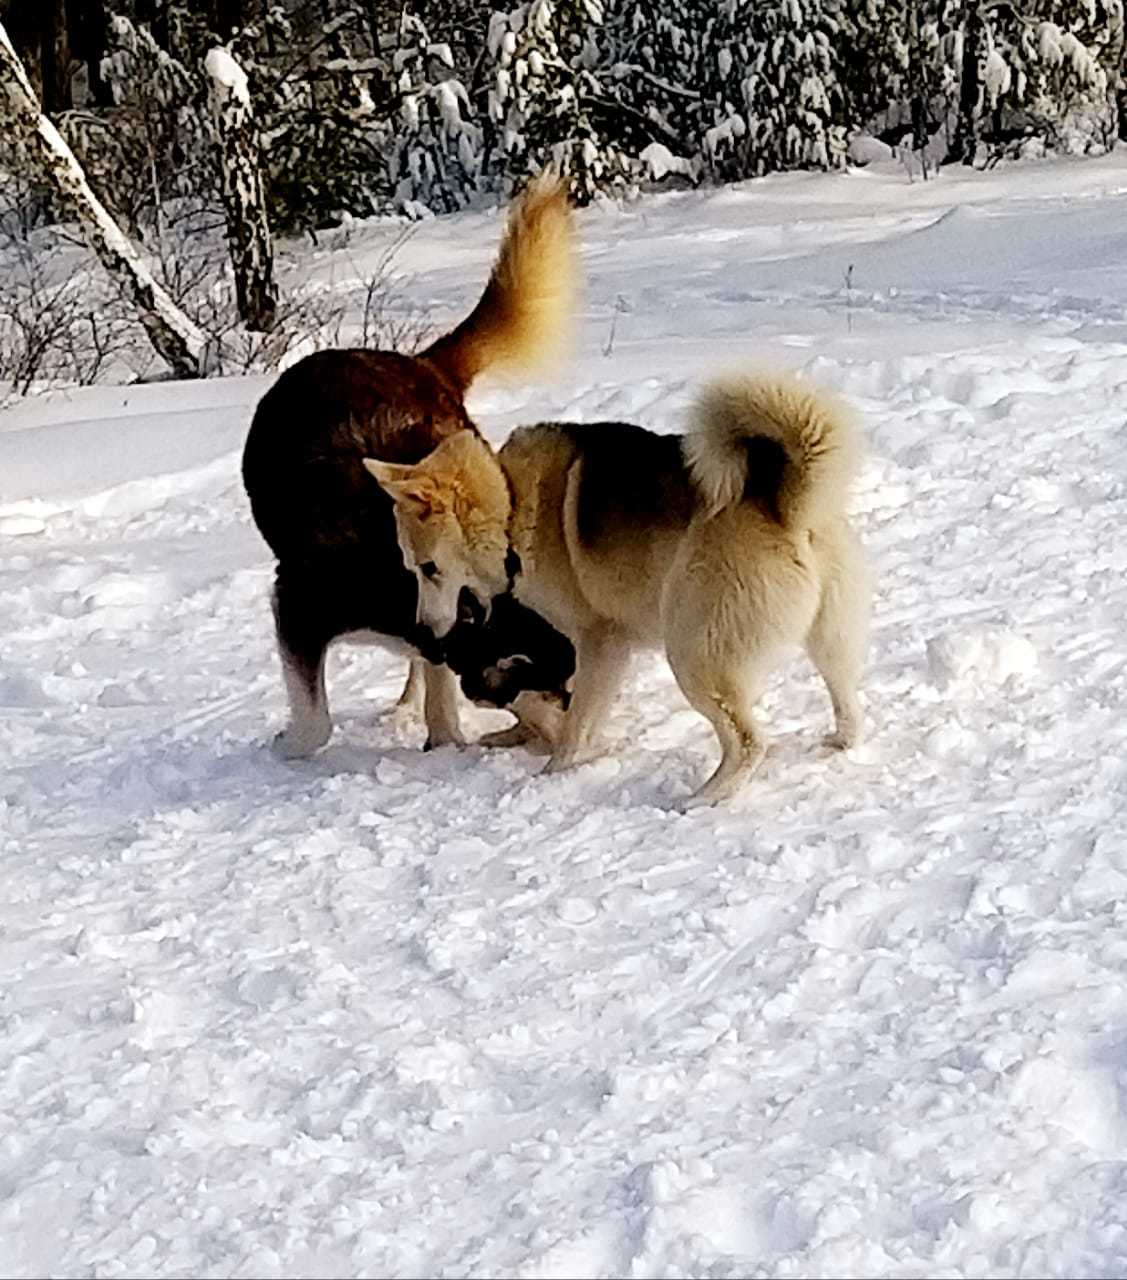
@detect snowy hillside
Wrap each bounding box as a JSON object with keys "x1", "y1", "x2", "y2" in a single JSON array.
[{"x1": 3, "y1": 154, "x2": 1127, "y2": 1279}]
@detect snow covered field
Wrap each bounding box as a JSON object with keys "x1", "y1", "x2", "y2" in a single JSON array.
[{"x1": 3, "y1": 153, "x2": 1127, "y2": 1278}]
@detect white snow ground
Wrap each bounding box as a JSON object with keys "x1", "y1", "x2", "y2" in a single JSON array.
[{"x1": 3, "y1": 154, "x2": 1127, "y2": 1279}]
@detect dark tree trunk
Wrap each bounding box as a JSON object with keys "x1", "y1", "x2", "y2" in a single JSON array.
[
  {"x1": 952, "y1": 1, "x2": 984, "y2": 166},
  {"x1": 134, "y1": 0, "x2": 168, "y2": 49},
  {"x1": 906, "y1": 0, "x2": 930, "y2": 173},
  {"x1": 66, "y1": 0, "x2": 110, "y2": 106},
  {"x1": 213, "y1": 0, "x2": 245, "y2": 39},
  {"x1": 1, "y1": 0, "x2": 43, "y2": 100},
  {"x1": 41, "y1": 0, "x2": 71, "y2": 112}
]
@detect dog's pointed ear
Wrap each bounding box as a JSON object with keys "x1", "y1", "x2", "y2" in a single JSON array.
[
  {"x1": 426, "y1": 430, "x2": 488, "y2": 470},
  {"x1": 363, "y1": 458, "x2": 414, "y2": 488},
  {"x1": 363, "y1": 458, "x2": 443, "y2": 513}
]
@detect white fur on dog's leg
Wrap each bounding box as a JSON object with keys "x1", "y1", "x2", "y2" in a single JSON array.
[
  {"x1": 398, "y1": 658, "x2": 425, "y2": 710},
  {"x1": 507, "y1": 690, "x2": 566, "y2": 753},
  {"x1": 394, "y1": 658, "x2": 426, "y2": 736},
  {"x1": 274, "y1": 647, "x2": 331, "y2": 757},
  {"x1": 674, "y1": 687, "x2": 767, "y2": 809},
  {"x1": 680, "y1": 764, "x2": 758, "y2": 809},
  {"x1": 543, "y1": 742, "x2": 603, "y2": 773},
  {"x1": 681, "y1": 743, "x2": 765, "y2": 809},
  {"x1": 479, "y1": 699, "x2": 556, "y2": 754},
  {"x1": 806, "y1": 531, "x2": 868, "y2": 758},
  {"x1": 546, "y1": 625, "x2": 628, "y2": 774},
  {"x1": 273, "y1": 722, "x2": 330, "y2": 759},
  {"x1": 821, "y1": 693, "x2": 862, "y2": 751},
  {"x1": 422, "y1": 662, "x2": 465, "y2": 750}
]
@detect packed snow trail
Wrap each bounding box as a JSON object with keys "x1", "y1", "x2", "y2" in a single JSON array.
[{"x1": 2, "y1": 155, "x2": 1127, "y2": 1278}]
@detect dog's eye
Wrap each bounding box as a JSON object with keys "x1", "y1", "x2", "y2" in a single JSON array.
[{"x1": 419, "y1": 560, "x2": 439, "y2": 580}]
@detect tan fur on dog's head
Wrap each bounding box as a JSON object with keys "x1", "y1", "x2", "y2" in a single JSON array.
[{"x1": 365, "y1": 431, "x2": 511, "y2": 636}]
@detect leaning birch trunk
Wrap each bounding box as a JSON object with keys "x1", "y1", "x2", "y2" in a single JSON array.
[
  {"x1": 205, "y1": 47, "x2": 277, "y2": 333},
  {"x1": 0, "y1": 19, "x2": 205, "y2": 378}
]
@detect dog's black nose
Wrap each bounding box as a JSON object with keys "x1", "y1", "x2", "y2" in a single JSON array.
[{"x1": 456, "y1": 587, "x2": 486, "y2": 627}]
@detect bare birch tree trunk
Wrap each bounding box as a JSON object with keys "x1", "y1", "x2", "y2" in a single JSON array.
[
  {"x1": 205, "y1": 46, "x2": 277, "y2": 333},
  {"x1": 0, "y1": 18, "x2": 205, "y2": 377}
]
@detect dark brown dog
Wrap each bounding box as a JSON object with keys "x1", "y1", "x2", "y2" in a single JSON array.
[{"x1": 242, "y1": 180, "x2": 575, "y2": 754}]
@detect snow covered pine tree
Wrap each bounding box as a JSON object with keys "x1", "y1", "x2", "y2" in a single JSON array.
[
  {"x1": 391, "y1": 11, "x2": 482, "y2": 214},
  {"x1": 939, "y1": 0, "x2": 1121, "y2": 163},
  {"x1": 983, "y1": 0, "x2": 1122, "y2": 155},
  {"x1": 701, "y1": 0, "x2": 847, "y2": 181},
  {"x1": 487, "y1": 0, "x2": 633, "y2": 202},
  {"x1": 604, "y1": 0, "x2": 704, "y2": 183}
]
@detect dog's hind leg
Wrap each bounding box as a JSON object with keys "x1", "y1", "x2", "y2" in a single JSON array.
[
  {"x1": 545, "y1": 624, "x2": 630, "y2": 772},
  {"x1": 666, "y1": 581, "x2": 805, "y2": 807},
  {"x1": 673, "y1": 665, "x2": 771, "y2": 809},
  {"x1": 806, "y1": 531, "x2": 869, "y2": 750},
  {"x1": 422, "y1": 661, "x2": 465, "y2": 750},
  {"x1": 271, "y1": 584, "x2": 333, "y2": 759}
]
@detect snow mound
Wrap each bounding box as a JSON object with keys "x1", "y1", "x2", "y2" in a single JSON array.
[{"x1": 926, "y1": 625, "x2": 1039, "y2": 691}]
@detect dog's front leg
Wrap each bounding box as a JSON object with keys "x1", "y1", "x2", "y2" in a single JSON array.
[
  {"x1": 422, "y1": 661, "x2": 465, "y2": 750},
  {"x1": 480, "y1": 690, "x2": 567, "y2": 753},
  {"x1": 545, "y1": 625, "x2": 629, "y2": 772},
  {"x1": 271, "y1": 583, "x2": 332, "y2": 758}
]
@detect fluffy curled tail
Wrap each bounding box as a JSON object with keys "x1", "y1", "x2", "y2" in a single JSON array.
[
  {"x1": 683, "y1": 372, "x2": 861, "y2": 530},
  {"x1": 421, "y1": 174, "x2": 575, "y2": 393}
]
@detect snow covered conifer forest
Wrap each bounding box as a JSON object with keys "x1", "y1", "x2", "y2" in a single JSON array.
[
  {"x1": 3, "y1": 0, "x2": 1125, "y2": 388},
  {"x1": 4, "y1": 0, "x2": 1126, "y2": 228}
]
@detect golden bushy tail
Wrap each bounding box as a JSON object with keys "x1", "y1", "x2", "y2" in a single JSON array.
[
  {"x1": 683, "y1": 372, "x2": 862, "y2": 530},
  {"x1": 421, "y1": 174, "x2": 575, "y2": 393}
]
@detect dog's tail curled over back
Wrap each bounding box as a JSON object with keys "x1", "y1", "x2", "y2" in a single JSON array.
[
  {"x1": 683, "y1": 372, "x2": 862, "y2": 531},
  {"x1": 421, "y1": 174, "x2": 576, "y2": 394}
]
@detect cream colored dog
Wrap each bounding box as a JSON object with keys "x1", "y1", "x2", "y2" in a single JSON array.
[{"x1": 365, "y1": 372, "x2": 869, "y2": 806}]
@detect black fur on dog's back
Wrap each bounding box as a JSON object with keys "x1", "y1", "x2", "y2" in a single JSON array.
[
  {"x1": 243, "y1": 349, "x2": 474, "y2": 564},
  {"x1": 243, "y1": 352, "x2": 574, "y2": 719},
  {"x1": 243, "y1": 350, "x2": 474, "y2": 697}
]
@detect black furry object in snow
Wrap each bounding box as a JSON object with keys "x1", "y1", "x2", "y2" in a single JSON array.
[{"x1": 440, "y1": 590, "x2": 575, "y2": 711}]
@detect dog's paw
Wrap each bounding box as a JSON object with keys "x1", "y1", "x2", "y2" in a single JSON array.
[
  {"x1": 479, "y1": 723, "x2": 535, "y2": 749},
  {"x1": 272, "y1": 723, "x2": 330, "y2": 759},
  {"x1": 823, "y1": 728, "x2": 861, "y2": 751},
  {"x1": 676, "y1": 789, "x2": 707, "y2": 811},
  {"x1": 542, "y1": 746, "x2": 602, "y2": 774},
  {"x1": 393, "y1": 701, "x2": 422, "y2": 739},
  {"x1": 423, "y1": 729, "x2": 466, "y2": 752},
  {"x1": 481, "y1": 724, "x2": 555, "y2": 755}
]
